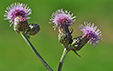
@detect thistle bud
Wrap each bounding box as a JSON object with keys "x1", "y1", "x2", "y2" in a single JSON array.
[{"x1": 28, "y1": 23, "x2": 40, "y2": 35}]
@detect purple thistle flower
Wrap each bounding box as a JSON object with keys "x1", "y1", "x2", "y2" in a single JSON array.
[
  {"x1": 4, "y1": 3, "x2": 32, "y2": 26},
  {"x1": 79, "y1": 22, "x2": 102, "y2": 46},
  {"x1": 50, "y1": 9, "x2": 76, "y2": 30}
]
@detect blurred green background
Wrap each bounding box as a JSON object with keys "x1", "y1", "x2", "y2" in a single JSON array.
[{"x1": 0, "y1": 0, "x2": 113, "y2": 71}]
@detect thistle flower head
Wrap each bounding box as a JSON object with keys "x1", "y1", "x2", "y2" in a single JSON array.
[
  {"x1": 50, "y1": 9, "x2": 76, "y2": 30},
  {"x1": 4, "y1": 3, "x2": 32, "y2": 26},
  {"x1": 79, "y1": 22, "x2": 102, "y2": 46}
]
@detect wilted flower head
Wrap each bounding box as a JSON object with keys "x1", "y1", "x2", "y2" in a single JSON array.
[
  {"x1": 4, "y1": 3, "x2": 32, "y2": 26},
  {"x1": 79, "y1": 22, "x2": 102, "y2": 46},
  {"x1": 50, "y1": 9, "x2": 76, "y2": 30}
]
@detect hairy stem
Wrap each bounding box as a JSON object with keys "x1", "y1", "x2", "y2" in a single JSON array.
[
  {"x1": 58, "y1": 47, "x2": 69, "y2": 71},
  {"x1": 21, "y1": 33, "x2": 53, "y2": 71}
]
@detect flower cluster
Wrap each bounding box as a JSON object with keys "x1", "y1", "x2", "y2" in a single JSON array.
[
  {"x1": 4, "y1": 3, "x2": 102, "y2": 71},
  {"x1": 50, "y1": 9, "x2": 102, "y2": 56},
  {"x1": 4, "y1": 3, "x2": 40, "y2": 36}
]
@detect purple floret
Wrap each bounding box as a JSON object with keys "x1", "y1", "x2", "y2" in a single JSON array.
[
  {"x1": 4, "y1": 3, "x2": 32, "y2": 26},
  {"x1": 79, "y1": 22, "x2": 102, "y2": 46},
  {"x1": 50, "y1": 9, "x2": 76, "y2": 30}
]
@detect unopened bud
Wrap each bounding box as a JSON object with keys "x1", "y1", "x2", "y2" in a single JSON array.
[{"x1": 28, "y1": 23, "x2": 40, "y2": 35}]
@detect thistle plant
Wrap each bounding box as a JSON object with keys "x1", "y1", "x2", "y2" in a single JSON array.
[
  {"x1": 4, "y1": 3, "x2": 53, "y2": 71},
  {"x1": 4, "y1": 3, "x2": 102, "y2": 71},
  {"x1": 50, "y1": 9, "x2": 102, "y2": 71}
]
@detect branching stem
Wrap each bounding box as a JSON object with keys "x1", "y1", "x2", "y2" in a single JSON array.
[{"x1": 58, "y1": 47, "x2": 69, "y2": 71}]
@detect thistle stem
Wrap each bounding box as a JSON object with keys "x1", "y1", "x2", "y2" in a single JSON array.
[
  {"x1": 20, "y1": 33, "x2": 53, "y2": 71},
  {"x1": 58, "y1": 47, "x2": 69, "y2": 71}
]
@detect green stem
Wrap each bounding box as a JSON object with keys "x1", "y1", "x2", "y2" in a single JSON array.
[
  {"x1": 58, "y1": 47, "x2": 69, "y2": 71},
  {"x1": 20, "y1": 33, "x2": 53, "y2": 71}
]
